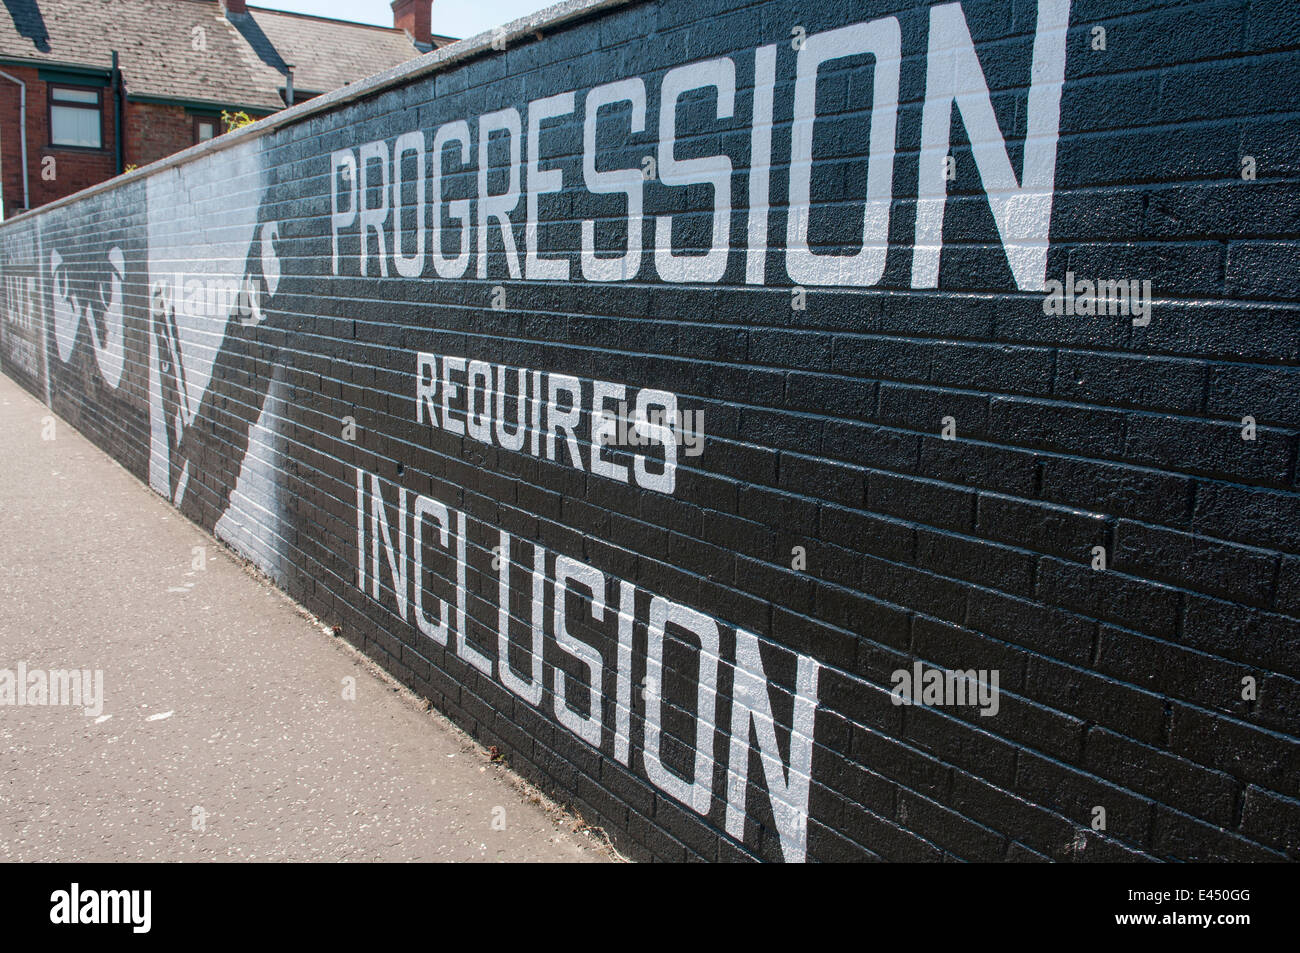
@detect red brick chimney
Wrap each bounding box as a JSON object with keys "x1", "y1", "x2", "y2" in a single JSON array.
[
  {"x1": 391, "y1": 0, "x2": 431, "y2": 45},
  {"x1": 223, "y1": 0, "x2": 248, "y2": 13}
]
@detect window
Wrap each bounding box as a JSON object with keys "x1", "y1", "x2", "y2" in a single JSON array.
[
  {"x1": 49, "y1": 86, "x2": 102, "y2": 149},
  {"x1": 194, "y1": 117, "x2": 217, "y2": 143}
]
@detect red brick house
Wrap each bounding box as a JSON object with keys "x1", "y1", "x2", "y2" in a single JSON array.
[{"x1": 0, "y1": 0, "x2": 454, "y2": 216}]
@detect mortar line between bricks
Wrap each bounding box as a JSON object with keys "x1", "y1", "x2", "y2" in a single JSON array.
[{"x1": 250, "y1": 269, "x2": 1300, "y2": 313}]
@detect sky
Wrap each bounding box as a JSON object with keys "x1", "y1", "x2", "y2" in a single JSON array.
[{"x1": 251, "y1": 0, "x2": 559, "y2": 41}]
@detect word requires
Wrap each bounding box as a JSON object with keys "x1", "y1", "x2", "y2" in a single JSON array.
[{"x1": 416, "y1": 352, "x2": 694, "y2": 493}]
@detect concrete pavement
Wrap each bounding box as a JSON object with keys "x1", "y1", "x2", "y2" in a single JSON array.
[{"x1": 0, "y1": 372, "x2": 610, "y2": 862}]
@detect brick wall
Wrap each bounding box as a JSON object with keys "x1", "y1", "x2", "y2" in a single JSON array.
[
  {"x1": 0, "y1": 63, "x2": 253, "y2": 212},
  {"x1": 124, "y1": 102, "x2": 269, "y2": 169},
  {"x1": 0, "y1": 0, "x2": 1297, "y2": 862},
  {"x1": 125, "y1": 101, "x2": 195, "y2": 169},
  {"x1": 0, "y1": 63, "x2": 117, "y2": 213}
]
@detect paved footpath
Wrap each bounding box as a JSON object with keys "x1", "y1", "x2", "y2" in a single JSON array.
[{"x1": 0, "y1": 373, "x2": 608, "y2": 862}]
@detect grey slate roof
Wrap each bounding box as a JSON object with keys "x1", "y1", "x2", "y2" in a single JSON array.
[{"x1": 0, "y1": 0, "x2": 445, "y2": 111}]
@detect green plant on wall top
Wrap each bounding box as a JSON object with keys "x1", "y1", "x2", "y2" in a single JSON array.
[{"x1": 221, "y1": 110, "x2": 257, "y2": 133}]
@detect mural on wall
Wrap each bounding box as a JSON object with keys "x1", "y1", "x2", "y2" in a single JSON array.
[
  {"x1": 21, "y1": 138, "x2": 294, "y2": 577},
  {"x1": 50, "y1": 244, "x2": 127, "y2": 390},
  {"x1": 0, "y1": 222, "x2": 47, "y2": 403},
  {"x1": 139, "y1": 141, "x2": 292, "y2": 578},
  {"x1": 2, "y1": 0, "x2": 1296, "y2": 863}
]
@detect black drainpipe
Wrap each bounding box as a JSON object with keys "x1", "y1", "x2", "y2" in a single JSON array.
[{"x1": 111, "y1": 50, "x2": 124, "y2": 175}]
